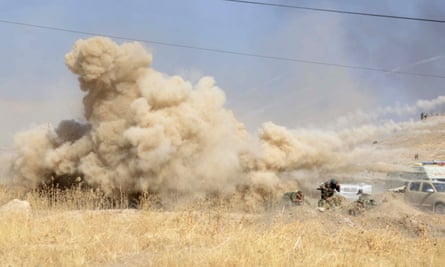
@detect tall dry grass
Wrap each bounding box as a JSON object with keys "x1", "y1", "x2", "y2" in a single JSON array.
[{"x1": 0, "y1": 185, "x2": 444, "y2": 266}]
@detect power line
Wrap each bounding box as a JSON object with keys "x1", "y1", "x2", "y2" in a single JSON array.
[
  {"x1": 1, "y1": 18, "x2": 445, "y2": 79},
  {"x1": 224, "y1": 0, "x2": 445, "y2": 24}
]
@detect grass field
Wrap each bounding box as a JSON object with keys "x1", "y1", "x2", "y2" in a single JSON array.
[{"x1": 1, "y1": 185, "x2": 444, "y2": 267}]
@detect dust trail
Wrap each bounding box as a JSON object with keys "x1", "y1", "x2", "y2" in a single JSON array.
[
  {"x1": 416, "y1": 95, "x2": 445, "y2": 111},
  {"x1": 10, "y1": 37, "x2": 445, "y2": 200},
  {"x1": 389, "y1": 55, "x2": 444, "y2": 73},
  {"x1": 334, "y1": 94, "x2": 445, "y2": 129}
]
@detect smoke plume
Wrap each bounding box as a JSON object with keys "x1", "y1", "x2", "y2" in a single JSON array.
[
  {"x1": 12, "y1": 37, "x2": 254, "y2": 196},
  {"x1": 10, "y1": 37, "x2": 445, "y2": 200}
]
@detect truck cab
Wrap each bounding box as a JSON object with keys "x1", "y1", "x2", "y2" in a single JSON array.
[{"x1": 404, "y1": 180, "x2": 445, "y2": 214}]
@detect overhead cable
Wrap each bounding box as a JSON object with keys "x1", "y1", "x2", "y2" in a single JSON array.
[
  {"x1": 224, "y1": 0, "x2": 445, "y2": 24},
  {"x1": 0, "y1": 19, "x2": 444, "y2": 79}
]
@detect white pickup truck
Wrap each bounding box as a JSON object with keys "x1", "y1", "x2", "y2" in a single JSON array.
[{"x1": 338, "y1": 183, "x2": 372, "y2": 200}]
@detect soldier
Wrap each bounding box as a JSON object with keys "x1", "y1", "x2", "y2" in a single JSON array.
[
  {"x1": 356, "y1": 189, "x2": 375, "y2": 208},
  {"x1": 317, "y1": 179, "x2": 341, "y2": 210},
  {"x1": 349, "y1": 189, "x2": 375, "y2": 215},
  {"x1": 282, "y1": 190, "x2": 305, "y2": 206}
]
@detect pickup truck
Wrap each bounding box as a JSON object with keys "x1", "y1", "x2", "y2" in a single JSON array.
[{"x1": 404, "y1": 180, "x2": 445, "y2": 214}]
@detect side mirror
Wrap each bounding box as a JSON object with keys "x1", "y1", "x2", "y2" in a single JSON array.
[{"x1": 426, "y1": 188, "x2": 434, "y2": 193}]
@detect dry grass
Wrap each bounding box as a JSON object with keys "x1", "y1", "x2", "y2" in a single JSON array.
[{"x1": 1, "y1": 185, "x2": 444, "y2": 267}]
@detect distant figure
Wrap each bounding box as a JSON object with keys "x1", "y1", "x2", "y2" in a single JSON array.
[{"x1": 414, "y1": 153, "x2": 419, "y2": 160}]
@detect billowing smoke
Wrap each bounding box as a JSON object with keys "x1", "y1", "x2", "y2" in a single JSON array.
[
  {"x1": 10, "y1": 37, "x2": 445, "y2": 200},
  {"x1": 12, "y1": 37, "x2": 253, "y2": 196}
]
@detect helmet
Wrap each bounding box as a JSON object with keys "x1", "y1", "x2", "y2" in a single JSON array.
[{"x1": 330, "y1": 178, "x2": 337, "y2": 185}]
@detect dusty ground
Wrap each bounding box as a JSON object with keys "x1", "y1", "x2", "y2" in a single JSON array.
[{"x1": 278, "y1": 192, "x2": 445, "y2": 239}]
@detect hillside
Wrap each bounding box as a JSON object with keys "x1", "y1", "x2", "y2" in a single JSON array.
[{"x1": 378, "y1": 116, "x2": 445, "y2": 163}]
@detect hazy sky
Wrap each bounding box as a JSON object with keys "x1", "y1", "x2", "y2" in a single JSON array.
[{"x1": 1, "y1": 0, "x2": 445, "y2": 148}]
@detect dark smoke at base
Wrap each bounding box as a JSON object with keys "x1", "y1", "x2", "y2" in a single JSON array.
[{"x1": 9, "y1": 37, "x2": 445, "y2": 207}]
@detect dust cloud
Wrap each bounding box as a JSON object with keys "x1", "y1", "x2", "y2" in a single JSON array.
[{"x1": 9, "y1": 37, "x2": 445, "y2": 199}]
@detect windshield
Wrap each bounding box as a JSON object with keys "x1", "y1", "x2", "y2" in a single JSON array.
[{"x1": 433, "y1": 183, "x2": 445, "y2": 192}]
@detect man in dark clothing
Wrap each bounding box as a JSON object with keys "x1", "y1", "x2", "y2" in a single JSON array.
[{"x1": 317, "y1": 179, "x2": 341, "y2": 210}]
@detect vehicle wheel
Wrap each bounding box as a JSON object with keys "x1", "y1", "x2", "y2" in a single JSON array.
[{"x1": 435, "y1": 203, "x2": 445, "y2": 214}]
